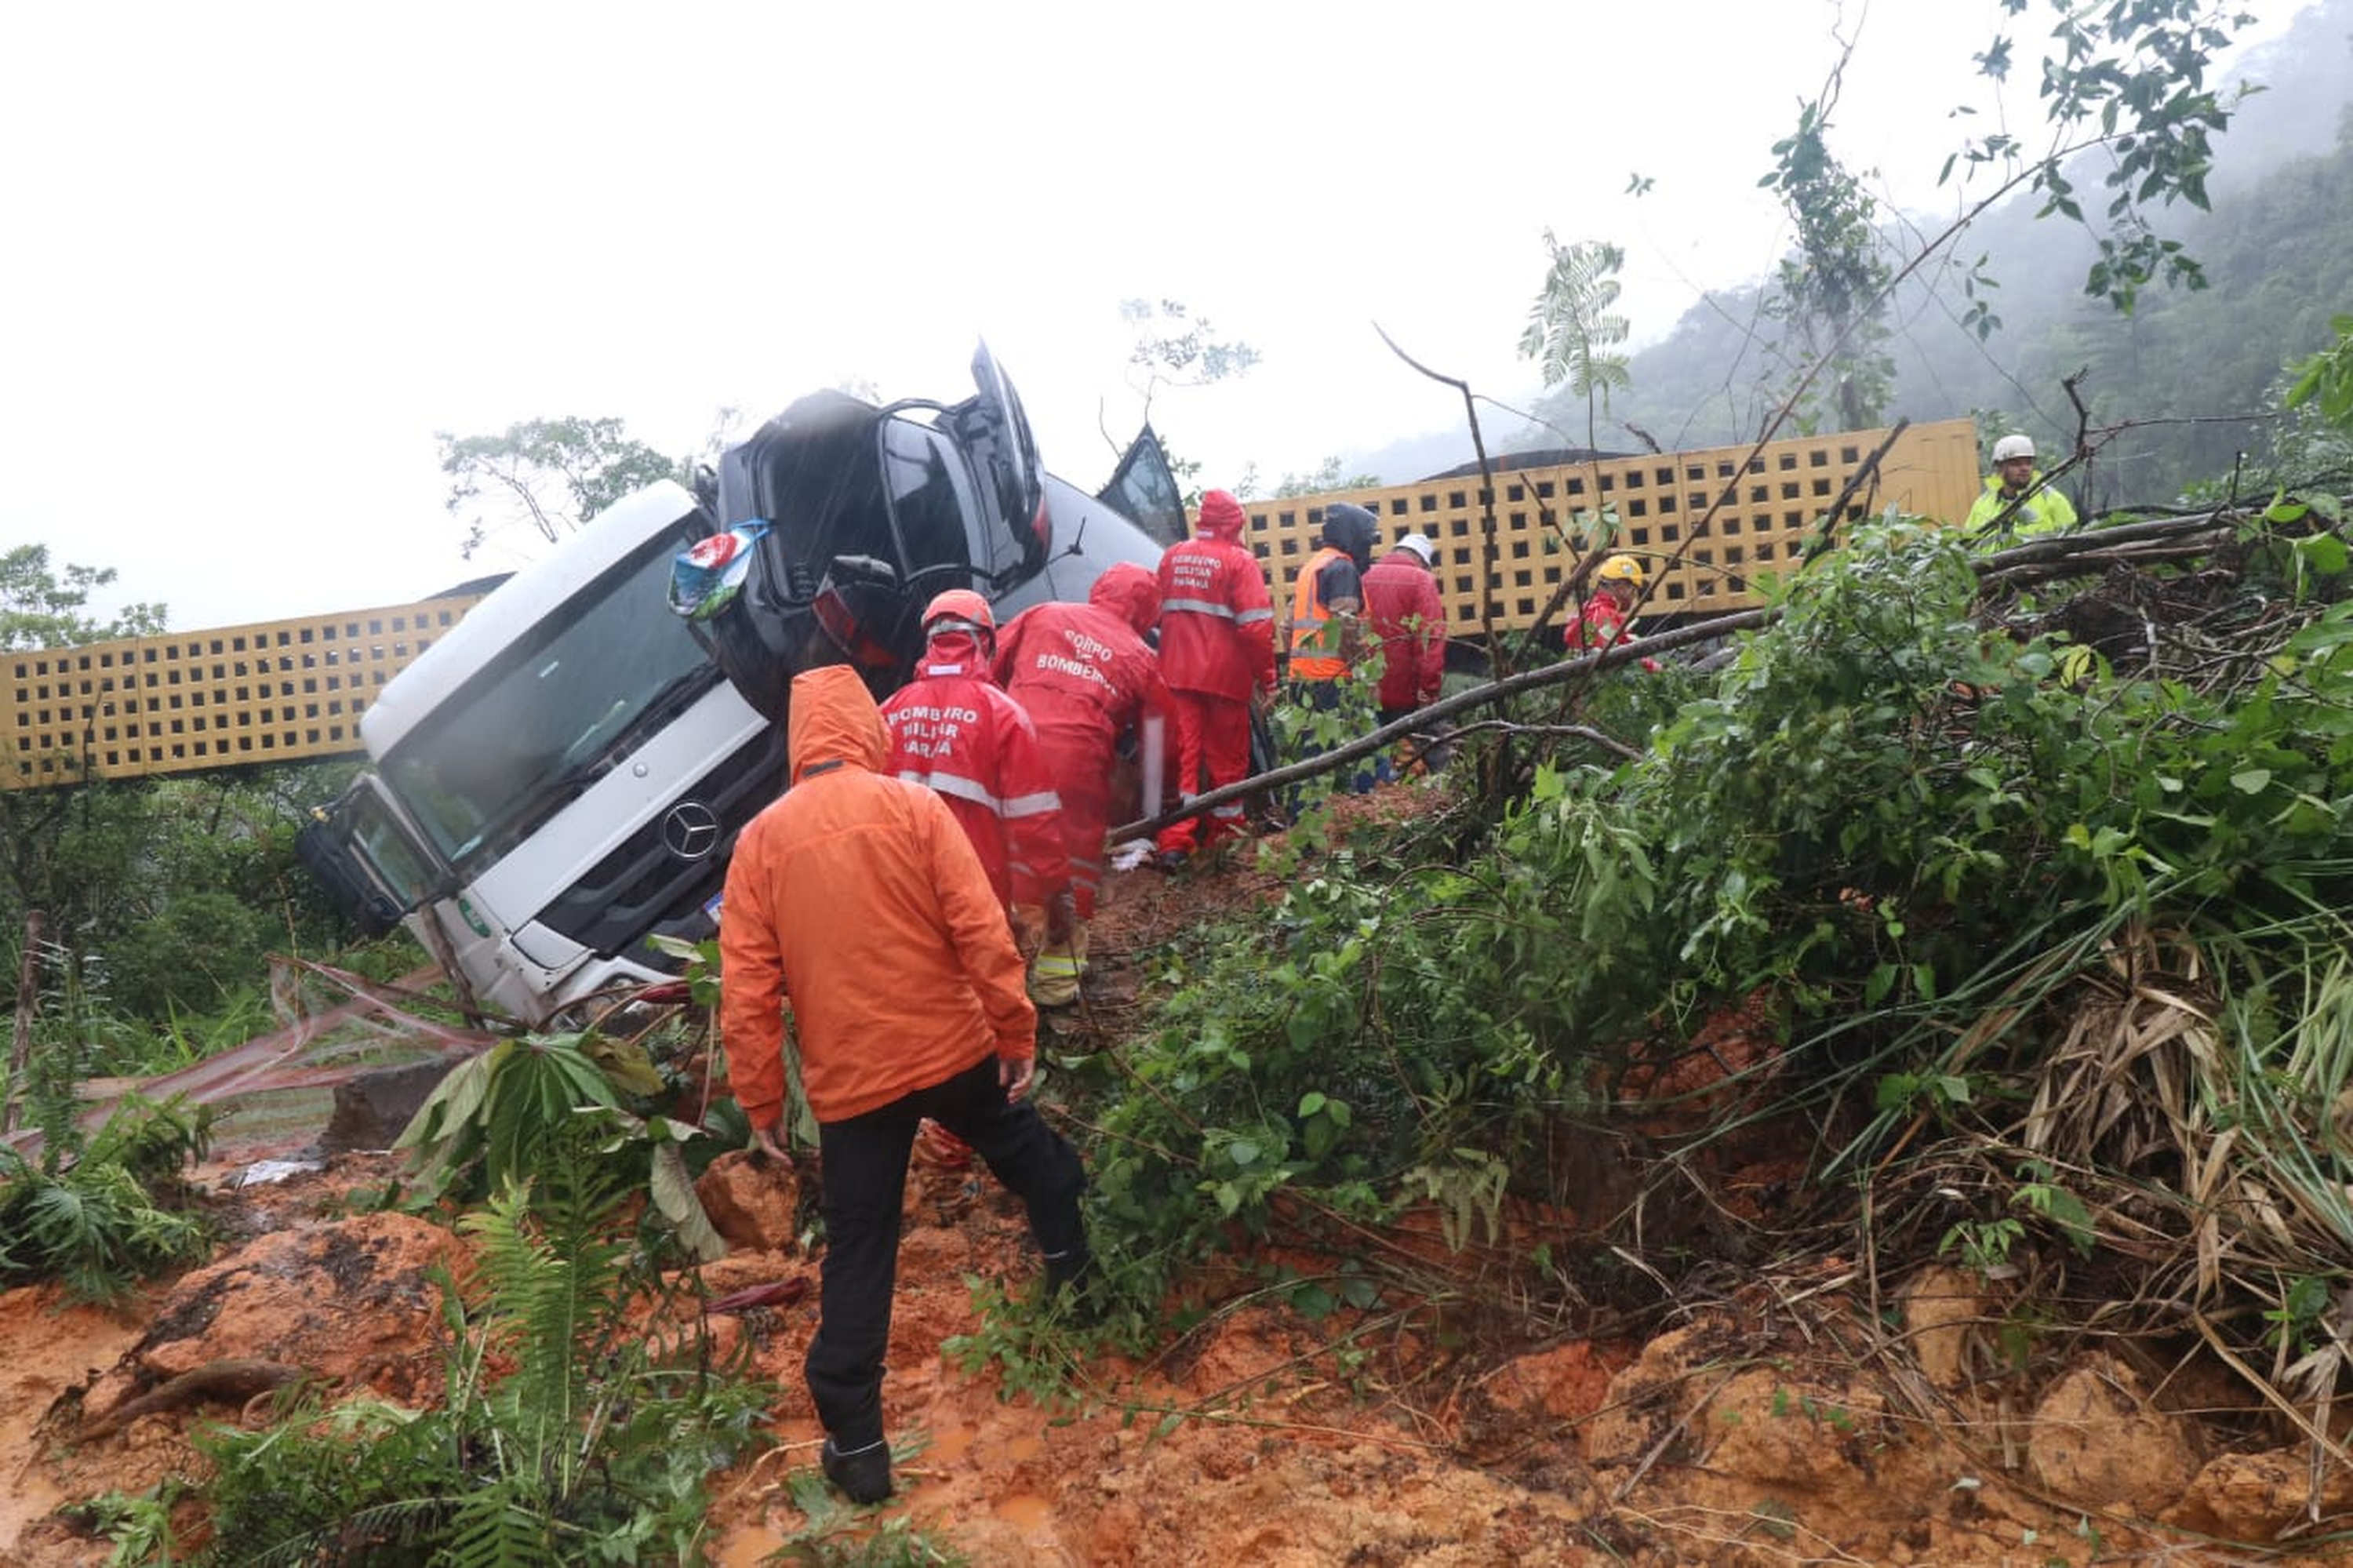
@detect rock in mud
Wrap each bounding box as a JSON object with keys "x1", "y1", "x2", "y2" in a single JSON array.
[
  {"x1": 694, "y1": 1149, "x2": 800, "y2": 1254},
  {"x1": 1901, "y1": 1264, "x2": 1984, "y2": 1391},
  {"x1": 318, "y1": 1060, "x2": 458, "y2": 1153},
  {"x1": 81, "y1": 1212, "x2": 460, "y2": 1426},
  {"x1": 2027, "y1": 1353, "x2": 2202, "y2": 1515},
  {"x1": 2164, "y1": 1446, "x2": 2353, "y2": 1541}
]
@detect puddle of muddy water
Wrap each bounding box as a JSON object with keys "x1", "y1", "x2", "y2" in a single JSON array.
[{"x1": 994, "y1": 1493, "x2": 1053, "y2": 1531}]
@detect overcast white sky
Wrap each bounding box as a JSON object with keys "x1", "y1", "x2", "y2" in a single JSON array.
[{"x1": 0, "y1": 0, "x2": 2304, "y2": 631}]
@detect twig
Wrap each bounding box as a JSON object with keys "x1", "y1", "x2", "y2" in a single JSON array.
[
  {"x1": 1374, "y1": 324, "x2": 1510, "y2": 681},
  {"x1": 1802, "y1": 419, "x2": 1910, "y2": 564}
]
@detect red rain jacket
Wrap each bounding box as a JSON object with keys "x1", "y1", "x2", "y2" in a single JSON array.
[
  {"x1": 1362, "y1": 548, "x2": 1446, "y2": 709},
  {"x1": 720, "y1": 664, "x2": 1035, "y2": 1127},
  {"x1": 993, "y1": 564, "x2": 1172, "y2": 915},
  {"x1": 881, "y1": 628, "x2": 1071, "y2": 910},
  {"x1": 1157, "y1": 489, "x2": 1276, "y2": 703}
]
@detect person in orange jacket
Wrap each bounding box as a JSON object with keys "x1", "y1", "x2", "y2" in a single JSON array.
[
  {"x1": 1155, "y1": 489, "x2": 1275, "y2": 853},
  {"x1": 992, "y1": 561, "x2": 1172, "y2": 1006},
  {"x1": 881, "y1": 590, "x2": 1075, "y2": 941},
  {"x1": 721, "y1": 664, "x2": 1089, "y2": 1507}
]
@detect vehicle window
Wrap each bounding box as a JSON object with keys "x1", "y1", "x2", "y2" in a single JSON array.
[
  {"x1": 345, "y1": 788, "x2": 436, "y2": 909},
  {"x1": 1096, "y1": 425, "x2": 1187, "y2": 548},
  {"x1": 880, "y1": 417, "x2": 980, "y2": 589},
  {"x1": 380, "y1": 533, "x2": 714, "y2": 864}
]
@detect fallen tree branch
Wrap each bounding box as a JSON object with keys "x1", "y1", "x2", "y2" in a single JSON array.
[
  {"x1": 73, "y1": 1359, "x2": 312, "y2": 1443},
  {"x1": 1111, "y1": 497, "x2": 2337, "y2": 845},
  {"x1": 1375, "y1": 323, "x2": 1510, "y2": 678}
]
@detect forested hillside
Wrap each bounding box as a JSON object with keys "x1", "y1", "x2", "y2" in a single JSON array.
[{"x1": 1518, "y1": 0, "x2": 2353, "y2": 505}]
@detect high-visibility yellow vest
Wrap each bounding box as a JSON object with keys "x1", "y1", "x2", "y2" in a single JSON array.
[{"x1": 1288, "y1": 546, "x2": 1351, "y2": 682}]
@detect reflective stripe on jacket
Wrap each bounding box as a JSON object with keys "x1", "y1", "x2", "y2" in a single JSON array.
[
  {"x1": 1964, "y1": 471, "x2": 2078, "y2": 540},
  {"x1": 881, "y1": 637, "x2": 1071, "y2": 911},
  {"x1": 1157, "y1": 533, "x2": 1276, "y2": 702},
  {"x1": 1288, "y1": 546, "x2": 1351, "y2": 682},
  {"x1": 993, "y1": 599, "x2": 1173, "y2": 918},
  {"x1": 719, "y1": 664, "x2": 1035, "y2": 1127}
]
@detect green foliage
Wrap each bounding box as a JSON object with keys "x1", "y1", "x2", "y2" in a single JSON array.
[
  {"x1": 1759, "y1": 92, "x2": 1895, "y2": 431},
  {"x1": 437, "y1": 416, "x2": 688, "y2": 560},
  {"x1": 1009, "y1": 505, "x2": 2353, "y2": 1346},
  {"x1": 395, "y1": 1029, "x2": 726, "y2": 1260},
  {"x1": 1521, "y1": 235, "x2": 1631, "y2": 407},
  {"x1": 0, "y1": 544, "x2": 167, "y2": 652},
  {"x1": 184, "y1": 1140, "x2": 771, "y2": 1568},
  {"x1": 2287, "y1": 315, "x2": 2353, "y2": 431},
  {"x1": 71, "y1": 1483, "x2": 186, "y2": 1566},
  {"x1": 0, "y1": 1094, "x2": 212, "y2": 1301}
]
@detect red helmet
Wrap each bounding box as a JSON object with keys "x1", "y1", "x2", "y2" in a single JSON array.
[{"x1": 920, "y1": 588, "x2": 996, "y2": 638}]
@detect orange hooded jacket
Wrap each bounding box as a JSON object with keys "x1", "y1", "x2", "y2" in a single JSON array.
[{"x1": 719, "y1": 664, "x2": 1036, "y2": 1128}]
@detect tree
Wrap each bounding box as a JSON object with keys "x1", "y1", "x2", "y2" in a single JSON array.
[
  {"x1": 1118, "y1": 299, "x2": 1261, "y2": 507},
  {"x1": 1267, "y1": 457, "x2": 1383, "y2": 500},
  {"x1": 1519, "y1": 235, "x2": 1633, "y2": 449},
  {"x1": 1758, "y1": 82, "x2": 1897, "y2": 433},
  {"x1": 0, "y1": 546, "x2": 165, "y2": 651},
  {"x1": 437, "y1": 417, "x2": 686, "y2": 559}
]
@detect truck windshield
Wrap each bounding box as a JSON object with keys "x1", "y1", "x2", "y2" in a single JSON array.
[{"x1": 379, "y1": 537, "x2": 715, "y2": 865}]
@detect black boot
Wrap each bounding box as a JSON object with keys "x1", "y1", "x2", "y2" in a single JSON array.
[
  {"x1": 821, "y1": 1436, "x2": 893, "y2": 1504},
  {"x1": 1042, "y1": 1246, "x2": 1102, "y2": 1323}
]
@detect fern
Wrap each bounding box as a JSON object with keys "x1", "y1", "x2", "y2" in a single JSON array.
[
  {"x1": 0, "y1": 1096, "x2": 211, "y2": 1301},
  {"x1": 179, "y1": 1122, "x2": 773, "y2": 1567}
]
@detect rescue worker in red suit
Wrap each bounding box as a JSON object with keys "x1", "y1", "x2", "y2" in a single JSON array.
[
  {"x1": 1362, "y1": 530, "x2": 1446, "y2": 729},
  {"x1": 880, "y1": 590, "x2": 1075, "y2": 940},
  {"x1": 991, "y1": 562, "x2": 1172, "y2": 1006},
  {"x1": 1155, "y1": 489, "x2": 1275, "y2": 853},
  {"x1": 722, "y1": 665, "x2": 1089, "y2": 1508},
  {"x1": 1569, "y1": 555, "x2": 1661, "y2": 672}
]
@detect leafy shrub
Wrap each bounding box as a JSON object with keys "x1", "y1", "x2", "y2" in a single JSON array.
[
  {"x1": 0, "y1": 1093, "x2": 213, "y2": 1301},
  {"x1": 395, "y1": 1029, "x2": 725, "y2": 1260},
  {"x1": 184, "y1": 1137, "x2": 770, "y2": 1567},
  {"x1": 1027, "y1": 511, "x2": 2353, "y2": 1333}
]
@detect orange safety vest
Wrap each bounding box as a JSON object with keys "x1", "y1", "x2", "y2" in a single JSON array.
[{"x1": 1288, "y1": 546, "x2": 1352, "y2": 682}]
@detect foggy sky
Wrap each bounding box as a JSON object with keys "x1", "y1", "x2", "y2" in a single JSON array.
[{"x1": 0, "y1": 0, "x2": 2306, "y2": 631}]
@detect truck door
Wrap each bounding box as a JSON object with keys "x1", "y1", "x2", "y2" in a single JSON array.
[
  {"x1": 1094, "y1": 424, "x2": 1187, "y2": 549},
  {"x1": 961, "y1": 341, "x2": 1049, "y2": 583}
]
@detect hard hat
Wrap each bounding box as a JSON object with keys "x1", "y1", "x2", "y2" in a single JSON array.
[
  {"x1": 1397, "y1": 533, "x2": 1438, "y2": 565},
  {"x1": 920, "y1": 588, "x2": 996, "y2": 638},
  {"x1": 1991, "y1": 434, "x2": 2036, "y2": 464},
  {"x1": 1596, "y1": 554, "x2": 1646, "y2": 589}
]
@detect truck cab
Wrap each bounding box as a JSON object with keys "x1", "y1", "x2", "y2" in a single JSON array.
[{"x1": 301, "y1": 344, "x2": 1184, "y2": 1027}]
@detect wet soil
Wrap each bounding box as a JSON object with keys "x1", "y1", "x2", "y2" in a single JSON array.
[{"x1": 9, "y1": 781, "x2": 2353, "y2": 1563}]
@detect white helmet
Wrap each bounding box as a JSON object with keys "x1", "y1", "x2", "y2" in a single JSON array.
[
  {"x1": 1398, "y1": 533, "x2": 1438, "y2": 565},
  {"x1": 1991, "y1": 434, "x2": 2036, "y2": 464}
]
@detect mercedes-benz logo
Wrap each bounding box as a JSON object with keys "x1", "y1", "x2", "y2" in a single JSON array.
[{"x1": 661, "y1": 801, "x2": 722, "y2": 861}]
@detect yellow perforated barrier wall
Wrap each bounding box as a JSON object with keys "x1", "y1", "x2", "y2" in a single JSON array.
[
  {"x1": 1245, "y1": 417, "x2": 1980, "y2": 636},
  {"x1": 2, "y1": 594, "x2": 489, "y2": 789}
]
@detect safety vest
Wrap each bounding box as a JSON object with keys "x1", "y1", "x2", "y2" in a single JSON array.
[{"x1": 1288, "y1": 546, "x2": 1351, "y2": 682}]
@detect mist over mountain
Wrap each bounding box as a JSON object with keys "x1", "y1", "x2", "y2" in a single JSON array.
[{"x1": 1349, "y1": 0, "x2": 2353, "y2": 501}]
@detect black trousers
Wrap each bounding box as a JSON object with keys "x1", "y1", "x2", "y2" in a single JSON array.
[{"x1": 803, "y1": 1054, "x2": 1087, "y2": 1447}]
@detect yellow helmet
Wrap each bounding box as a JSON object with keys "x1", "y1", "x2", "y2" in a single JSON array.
[{"x1": 1596, "y1": 554, "x2": 1646, "y2": 589}]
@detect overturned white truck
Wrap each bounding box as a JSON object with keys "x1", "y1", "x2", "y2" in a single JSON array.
[{"x1": 300, "y1": 345, "x2": 1191, "y2": 1027}]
